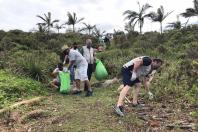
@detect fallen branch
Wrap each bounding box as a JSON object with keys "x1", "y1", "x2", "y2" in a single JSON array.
[
  {"x1": 166, "y1": 123, "x2": 196, "y2": 130},
  {"x1": 0, "y1": 97, "x2": 46, "y2": 115},
  {"x1": 19, "y1": 109, "x2": 48, "y2": 124}
]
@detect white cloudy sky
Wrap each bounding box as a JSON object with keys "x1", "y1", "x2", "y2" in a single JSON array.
[{"x1": 0, "y1": 0, "x2": 197, "y2": 33}]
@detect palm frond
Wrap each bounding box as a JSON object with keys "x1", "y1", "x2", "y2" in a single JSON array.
[
  {"x1": 163, "y1": 11, "x2": 173, "y2": 20},
  {"x1": 194, "y1": 0, "x2": 198, "y2": 12},
  {"x1": 77, "y1": 18, "x2": 84, "y2": 23},
  {"x1": 36, "y1": 15, "x2": 47, "y2": 22}
]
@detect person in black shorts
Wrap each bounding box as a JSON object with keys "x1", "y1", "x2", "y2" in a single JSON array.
[{"x1": 114, "y1": 56, "x2": 163, "y2": 116}]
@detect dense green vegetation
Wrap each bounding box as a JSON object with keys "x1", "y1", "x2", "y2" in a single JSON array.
[
  {"x1": 0, "y1": 25, "x2": 197, "y2": 108},
  {"x1": 0, "y1": 0, "x2": 197, "y2": 131},
  {"x1": 0, "y1": 70, "x2": 47, "y2": 108}
]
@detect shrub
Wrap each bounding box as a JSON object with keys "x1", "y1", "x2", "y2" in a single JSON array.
[
  {"x1": 8, "y1": 50, "x2": 59, "y2": 82},
  {"x1": 0, "y1": 70, "x2": 47, "y2": 108}
]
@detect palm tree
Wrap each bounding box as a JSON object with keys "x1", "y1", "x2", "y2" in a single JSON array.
[
  {"x1": 123, "y1": 2, "x2": 152, "y2": 34},
  {"x1": 150, "y1": 6, "x2": 173, "y2": 34},
  {"x1": 124, "y1": 23, "x2": 134, "y2": 33},
  {"x1": 181, "y1": 0, "x2": 198, "y2": 18},
  {"x1": 66, "y1": 12, "x2": 84, "y2": 32},
  {"x1": 54, "y1": 23, "x2": 65, "y2": 33},
  {"x1": 36, "y1": 12, "x2": 59, "y2": 34},
  {"x1": 80, "y1": 23, "x2": 96, "y2": 35},
  {"x1": 92, "y1": 27, "x2": 106, "y2": 41},
  {"x1": 36, "y1": 23, "x2": 47, "y2": 33}
]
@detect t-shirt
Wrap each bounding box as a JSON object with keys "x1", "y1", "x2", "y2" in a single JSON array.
[
  {"x1": 53, "y1": 67, "x2": 68, "y2": 82},
  {"x1": 123, "y1": 56, "x2": 152, "y2": 69},
  {"x1": 142, "y1": 56, "x2": 152, "y2": 66},
  {"x1": 123, "y1": 56, "x2": 152, "y2": 77},
  {"x1": 82, "y1": 46, "x2": 95, "y2": 64},
  {"x1": 68, "y1": 49, "x2": 87, "y2": 67},
  {"x1": 53, "y1": 68, "x2": 60, "y2": 82}
]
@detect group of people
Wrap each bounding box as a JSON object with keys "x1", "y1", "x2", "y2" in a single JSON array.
[
  {"x1": 51, "y1": 39, "x2": 96, "y2": 97},
  {"x1": 50, "y1": 38, "x2": 163, "y2": 117}
]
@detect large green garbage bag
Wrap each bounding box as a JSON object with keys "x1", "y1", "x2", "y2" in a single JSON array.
[
  {"x1": 95, "y1": 59, "x2": 108, "y2": 81},
  {"x1": 59, "y1": 71, "x2": 71, "y2": 94}
]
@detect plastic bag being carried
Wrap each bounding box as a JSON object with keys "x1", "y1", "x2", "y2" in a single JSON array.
[
  {"x1": 59, "y1": 71, "x2": 71, "y2": 94},
  {"x1": 95, "y1": 59, "x2": 108, "y2": 81}
]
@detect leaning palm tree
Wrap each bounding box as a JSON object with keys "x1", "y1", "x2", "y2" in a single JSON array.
[
  {"x1": 54, "y1": 23, "x2": 65, "y2": 34},
  {"x1": 150, "y1": 6, "x2": 173, "y2": 34},
  {"x1": 80, "y1": 23, "x2": 96, "y2": 35},
  {"x1": 66, "y1": 12, "x2": 84, "y2": 32},
  {"x1": 181, "y1": 0, "x2": 198, "y2": 18},
  {"x1": 123, "y1": 2, "x2": 152, "y2": 34},
  {"x1": 36, "y1": 12, "x2": 59, "y2": 34}
]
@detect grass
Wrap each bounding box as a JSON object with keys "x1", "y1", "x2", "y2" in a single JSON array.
[
  {"x1": 44, "y1": 85, "x2": 130, "y2": 132},
  {"x1": 0, "y1": 83, "x2": 198, "y2": 131},
  {"x1": 0, "y1": 70, "x2": 48, "y2": 108}
]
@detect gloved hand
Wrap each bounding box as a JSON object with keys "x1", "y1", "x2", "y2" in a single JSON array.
[
  {"x1": 148, "y1": 91, "x2": 154, "y2": 99},
  {"x1": 130, "y1": 71, "x2": 137, "y2": 81}
]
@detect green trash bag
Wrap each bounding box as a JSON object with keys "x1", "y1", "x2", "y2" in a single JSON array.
[
  {"x1": 95, "y1": 59, "x2": 108, "y2": 81},
  {"x1": 59, "y1": 71, "x2": 71, "y2": 94}
]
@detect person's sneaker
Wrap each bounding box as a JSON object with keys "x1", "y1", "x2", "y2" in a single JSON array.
[
  {"x1": 119, "y1": 106, "x2": 124, "y2": 113},
  {"x1": 113, "y1": 105, "x2": 124, "y2": 117},
  {"x1": 85, "y1": 91, "x2": 93, "y2": 97}
]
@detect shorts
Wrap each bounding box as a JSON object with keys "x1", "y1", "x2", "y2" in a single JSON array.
[
  {"x1": 121, "y1": 67, "x2": 140, "y2": 87},
  {"x1": 53, "y1": 78, "x2": 60, "y2": 87},
  {"x1": 75, "y1": 64, "x2": 88, "y2": 81}
]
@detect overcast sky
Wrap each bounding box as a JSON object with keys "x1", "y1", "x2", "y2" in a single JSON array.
[{"x1": 0, "y1": 0, "x2": 197, "y2": 33}]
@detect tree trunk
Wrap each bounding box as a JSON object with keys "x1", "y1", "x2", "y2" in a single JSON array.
[
  {"x1": 48, "y1": 26, "x2": 50, "y2": 35},
  {"x1": 72, "y1": 24, "x2": 75, "y2": 32},
  {"x1": 88, "y1": 29, "x2": 90, "y2": 35},
  {"x1": 160, "y1": 22, "x2": 163, "y2": 34},
  {"x1": 140, "y1": 24, "x2": 142, "y2": 34}
]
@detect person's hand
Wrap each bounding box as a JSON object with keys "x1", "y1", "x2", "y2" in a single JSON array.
[
  {"x1": 130, "y1": 71, "x2": 137, "y2": 81},
  {"x1": 148, "y1": 91, "x2": 154, "y2": 99}
]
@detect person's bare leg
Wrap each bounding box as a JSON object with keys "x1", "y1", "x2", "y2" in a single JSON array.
[
  {"x1": 117, "y1": 85, "x2": 130, "y2": 107},
  {"x1": 50, "y1": 80, "x2": 59, "y2": 89},
  {"x1": 117, "y1": 84, "x2": 124, "y2": 92},
  {"x1": 132, "y1": 83, "x2": 141, "y2": 105},
  {"x1": 75, "y1": 79, "x2": 81, "y2": 91},
  {"x1": 72, "y1": 80, "x2": 77, "y2": 91},
  {"x1": 84, "y1": 80, "x2": 92, "y2": 91}
]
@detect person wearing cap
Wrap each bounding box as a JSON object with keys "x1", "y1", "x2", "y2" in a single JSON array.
[
  {"x1": 113, "y1": 56, "x2": 163, "y2": 116},
  {"x1": 62, "y1": 45, "x2": 93, "y2": 97},
  {"x1": 81, "y1": 39, "x2": 96, "y2": 91}
]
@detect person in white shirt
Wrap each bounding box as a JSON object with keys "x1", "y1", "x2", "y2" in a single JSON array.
[
  {"x1": 62, "y1": 45, "x2": 93, "y2": 97},
  {"x1": 50, "y1": 63, "x2": 68, "y2": 89},
  {"x1": 69, "y1": 42, "x2": 79, "y2": 86},
  {"x1": 81, "y1": 39, "x2": 96, "y2": 91}
]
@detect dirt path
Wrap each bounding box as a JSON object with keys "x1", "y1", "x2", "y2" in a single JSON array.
[{"x1": 0, "y1": 86, "x2": 197, "y2": 132}]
